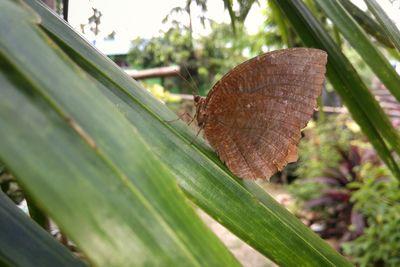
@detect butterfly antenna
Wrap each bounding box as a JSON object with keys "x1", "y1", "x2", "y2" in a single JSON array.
[
  {"x1": 174, "y1": 68, "x2": 198, "y2": 97},
  {"x1": 183, "y1": 66, "x2": 200, "y2": 95},
  {"x1": 176, "y1": 64, "x2": 200, "y2": 97}
]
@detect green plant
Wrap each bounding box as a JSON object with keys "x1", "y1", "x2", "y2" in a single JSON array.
[
  {"x1": 1, "y1": 0, "x2": 399, "y2": 265},
  {"x1": 0, "y1": 1, "x2": 351, "y2": 266},
  {"x1": 288, "y1": 115, "x2": 400, "y2": 265},
  {"x1": 0, "y1": 167, "x2": 24, "y2": 204},
  {"x1": 269, "y1": 0, "x2": 400, "y2": 181},
  {"x1": 288, "y1": 115, "x2": 366, "y2": 240},
  {"x1": 128, "y1": 21, "x2": 260, "y2": 95},
  {"x1": 295, "y1": 115, "x2": 354, "y2": 179},
  {"x1": 343, "y1": 165, "x2": 400, "y2": 267}
]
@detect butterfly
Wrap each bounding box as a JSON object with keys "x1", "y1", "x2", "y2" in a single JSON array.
[{"x1": 194, "y1": 48, "x2": 327, "y2": 180}]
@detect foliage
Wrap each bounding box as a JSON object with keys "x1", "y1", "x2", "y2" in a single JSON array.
[
  {"x1": 129, "y1": 28, "x2": 192, "y2": 69},
  {"x1": 273, "y1": 4, "x2": 400, "y2": 265},
  {"x1": 1, "y1": 0, "x2": 399, "y2": 265},
  {"x1": 295, "y1": 115, "x2": 354, "y2": 179},
  {"x1": 0, "y1": 167, "x2": 24, "y2": 204},
  {"x1": 343, "y1": 165, "x2": 400, "y2": 267},
  {"x1": 273, "y1": 0, "x2": 400, "y2": 183},
  {"x1": 0, "y1": 1, "x2": 352, "y2": 266},
  {"x1": 141, "y1": 82, "x2": 181, "y2": 103},
  {"x1": 162, "y1": 0, "x2": 208, "y2": 28},
  {"x1": 315, "y1": 0, "x2": 400, "y2": 105},
  {"x1": 289, "y1": 114, "x2": 400, "y2": 265},
  {"x1": 222, "y1": 0, "x2": 259, "y2": 33},
  {"x1": 264, "y1": 0, "x2": 300, "y2": 48},
  {"x1": 338, "y1": 0, "x2": 395, "y2": 49},
  {"x1": 128, "y1": 0, "x2": 266, "y2": 95},
  {"x1": 364, "y1": 0, "x2": 400, "y2": 52},
  {"x1": 128, "y1": 21, "x2": 262, "y2": 95},
  {"x1": 288, "y1": 115, "x2": 366, "y2": 240},
  {"x1": 341, "y1": 47, "x2": 375, "y2": 85}
]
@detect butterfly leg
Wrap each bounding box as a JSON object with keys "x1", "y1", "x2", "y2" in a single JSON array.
[
  {"x1": 164, "y1": 112, "x2": 193, "y2": 123},
  {"x1": 189, "y1": 127, "x2": 203, "y2": 145},
  {"x1": 187, "y1": 112, "x2": 197, "y2": 126}
]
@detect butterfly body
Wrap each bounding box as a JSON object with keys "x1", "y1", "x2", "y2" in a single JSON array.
[
  {"x1": 194, "y1": 48, "x2": 327, "y2": 180},
  {"x1": 194, "y1": 95, "x2": 207, "y2": 128}
]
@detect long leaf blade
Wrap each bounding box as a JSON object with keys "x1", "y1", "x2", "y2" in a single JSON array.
[
  {"x1": 0, "y1": 191, "x2": 86, "y2": 267},
  {"x1": 339, "y1": 0, "x2": 395, "y2": 48},
  {"x1": 21, "y1": 0, "x2": 355, "y2": 266},
  {"x1": 365, "y1": 0, "x2": 400, "y2": 51},
  {"x1": 315, "y1": 0, "x2": 400, "y2": 104},
  {"x1": 272, "y1": 0, "x2": 400, "y2": 181},
  {"x1": 0, "y1": 1, "x2": 239, "y2": 266}
]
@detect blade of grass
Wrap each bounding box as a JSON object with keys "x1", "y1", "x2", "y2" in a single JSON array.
[
  {"x1": 365, "y1": 0, "x2": 400, "y2": 52},
  {"x1": 268, "y1": 0, "x2": 289, "y2": 46},
  {"x1": 25, "y1": 195, "x2": 50, "y2": 231},
  {"x1": 49, "y1": 30, "x2": 353, "y2": 267},
  {"x1": 339, "y1": 0, "x2": 395, "y2": 49},
  {"x1": 0, "y1": 190, "x2": 87, "y2": 267},
  {"x1": 332, "y1": 26, "x2": 343, "y2": 48},
  {"x1": 21, "y1": 0, "x2": 354, "y2": 266},
  {"x1": 272, "y1": 0, "x2": 400, "y2": 181},
  {"x1": 315, "y1": 0, "x2": 400, "y2": 104},
  {"x1": 0, "y1": 1, "x2": 239, "y2": 266}
]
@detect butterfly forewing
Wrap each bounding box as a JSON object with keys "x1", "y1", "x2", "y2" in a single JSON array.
[{"x1": 202, "y1": 48, "x2": 328, "y2": 180}]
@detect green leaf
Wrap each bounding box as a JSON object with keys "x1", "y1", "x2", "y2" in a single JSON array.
[
  {"x1": 0, "y1": 190, "x2": 86, "y2": 267},
  {"x1": 222, "y1": 0, "x2": 236, "y2": 33},
  {"x1": 315, "y1": 0, "x2": 400, "y2": 104},
  {"x1": 268, "y1": 0, "x2": 290, "y2": 46},
  {"x1": 271, "y1": 0, "x2": 400, "y2": 181},
  {"x1": 25, "y1": 195, "x2": 50, "y2": 231},
  {"x1": 0, "y1": 1, "x2": 239, "y2": 266},
  {"x1": 339, "y1": 0, "x2": 395, "y2": 49},
  {"x1": 0, "y1": 0, "x2": 353, "y2": 266},
  {"x1": 364, "y1": 0, "x2": 400, "y2": 52}
]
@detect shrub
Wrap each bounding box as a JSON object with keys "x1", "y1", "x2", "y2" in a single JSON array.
[
  {"x1": 287, "y1": 115, "x2": 365, "y2": 240},
  {"x1": 343, "y1": 164, "x2": 400, "y2": 267},
  {"x1": 289, "y1": 114, "x2": 400, "y2": 265}
]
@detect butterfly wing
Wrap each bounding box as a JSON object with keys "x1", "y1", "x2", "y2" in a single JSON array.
[{"x1": 203, "y1": 48, "x2": 327, "y2": 180}]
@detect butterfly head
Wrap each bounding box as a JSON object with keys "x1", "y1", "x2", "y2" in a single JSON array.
[
  {"x1": 194, "y1": 95, "x2": 207, "y2": 128},
  {"x1": 193, "y1": 95, "x2": 202, "y2": 103}
]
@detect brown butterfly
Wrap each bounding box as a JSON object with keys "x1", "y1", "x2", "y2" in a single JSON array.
[{"x1": 194, "y1": 48, "x2": 327, "y2": 180}]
